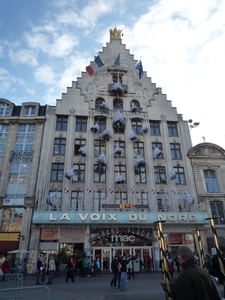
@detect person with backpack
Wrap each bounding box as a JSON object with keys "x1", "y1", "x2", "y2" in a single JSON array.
[{"x1": 110, "y1": 256, "x2": 118, "y2": 287}]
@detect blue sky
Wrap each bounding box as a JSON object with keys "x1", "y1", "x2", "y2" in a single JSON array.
[{"x1": 0, "y1": 0, "x2": 225, "y2": 148}]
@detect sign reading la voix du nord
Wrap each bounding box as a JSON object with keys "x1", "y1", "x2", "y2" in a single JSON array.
[{"x1": 33, "y1": 211, "x2": 209, "y2": 224}]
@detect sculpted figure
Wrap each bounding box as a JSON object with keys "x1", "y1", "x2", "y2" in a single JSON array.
[{"x1": 109, "y1": 27, "x2": 122, "y2": 39}]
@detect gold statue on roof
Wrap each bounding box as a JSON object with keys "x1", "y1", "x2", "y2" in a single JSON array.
[{"x1": 109, "y1": 27, "x2": 123, "y2": 39}]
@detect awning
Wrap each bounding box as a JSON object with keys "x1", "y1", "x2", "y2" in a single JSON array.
[{"x1": 0, "y1": 241, "x2": 19, "y2": 253}]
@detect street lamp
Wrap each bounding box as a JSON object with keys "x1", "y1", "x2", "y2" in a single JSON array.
[{"x1": 189, "y1": 119, "x2": 200, "y2": 130}]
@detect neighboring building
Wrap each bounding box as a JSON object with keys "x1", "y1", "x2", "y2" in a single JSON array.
[
  {"x1": 0, "y1": 99, "x2": 46, "y2": 261},
  {"x1": 30, "y1": 29, "x2": 208, "y2": 273},
  {"x1": 188, "y1": 142, "x2": 225, "y2": 254}
]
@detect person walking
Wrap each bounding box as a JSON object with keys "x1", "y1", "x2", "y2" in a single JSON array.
[
  {"x1": 147, "y1": 255, "x2": 153, "y2": 272},
  {"x1": 167, "y1": 257, "x2": 174, "y2": 279},
  {"x1": 119, "y1": 256, "x2": 130, "y2": 291},
  {"x1": 65, "y1": 257, "x2": 74, "y2": 282},
  {"x1": 110, "y1": 256, "x2": 118, "y2": 287},
  {"x1": 47, "y1": 256, "x2": 55, "y2": 284},
  {"x1": 95, "y1": 258, "x2": 102, "y2": 277},
  {"x1": 36, "y1": 257, "x2": 42, "y2": 285},
  {"x1": 175, "y1": 255, "x2": 180, "y2": 273},
  {"x1": 176, "y1": 245, "x2": 221, "y2": 300},
  {"x1": 41, "y1": 257, "x2": 47, "y2": 284},
  {"x1": 127, "y1": 258, "x2": 135, "y2": 279},
  {"x1": 2, "y1": 258, "x2": 10, "y2": 282}
]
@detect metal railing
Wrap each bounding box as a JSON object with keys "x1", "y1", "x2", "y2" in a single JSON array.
[
  {"x1": 0, "y1": 286, "x2": 49, "y2": 300},
  {"x1": 0, "y1": 274, "x2": 23, "y2": 290}
]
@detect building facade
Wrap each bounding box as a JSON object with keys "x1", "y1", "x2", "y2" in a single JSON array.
[
  {"x1": 188, "y1": 142, "x2": 225, "y2": 254},
  {"x1": 0, "y1": 99, "x2": 46, "y2": 266},
  {"x1": 30, "y1": 30, "x2": 209, "y2": 273}
]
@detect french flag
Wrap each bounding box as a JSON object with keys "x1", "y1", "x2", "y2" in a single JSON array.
[
  {"x1": 86, "y1": 55, "x2": 104, "y2": 76},
  {"x1": 64, "y1": 188, "x2": 69, "y2": 193},
  {"x1": 87, "y1": 188, "x2": 92, "y2": 193},
  {"x1": 172, "y1": 189, "x2": 176, "y2": 195},
  {"x1": 109, "y1": 188, "x2": 113, "y2": 194},
  {"x1": 151, "y1": 189, "x2": 156, "y2": 194},
  {"x1": 130, "y1": 189, "x2": 135, "y2": 194}
]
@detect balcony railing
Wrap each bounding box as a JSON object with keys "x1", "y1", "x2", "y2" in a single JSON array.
[{"x1": 10, "y1": 150, "x2": 33, "y2": 162}]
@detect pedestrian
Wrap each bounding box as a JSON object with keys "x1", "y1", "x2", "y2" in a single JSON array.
[
  {"x1": 119, "y1": 256, "x2": 130, "y2": 291},
  {"x1": 117, "y1": 256, "x2": 122, "y2": 290},
  {"x1": 110, "y1": 256, "x2": 118, "y2": 287},
  {"x1": 176, "y1": 245, "x2": 221, "y2": 300},
  {"x1": 41, "y1": 257, "x2": 47, "y2": 284},
  {"x1": 167, "y1": 257, "x2": 174, "y2": 279},
  {"x1": 82, "y1": 257, "x2": 89, "y2": 277},
  {"x1": 36, "y1": 256, "x2": 42, "y2": 284},
  {"x1": 211, "y1": 252, "x2": 225, "y2": 284},
  {"x1": 147, "y1": 255, "x2": 153, "y2": 272},
  {"x1": 72, "y1": 256, "x2": 77, "y2": 278},
  {"x1": 2, "y1": 258, "x2": 10, "y2": 282},
  {"x1": 127, "y1": 257, "x2": 135, "y2": 279},
  {"x1": 65, "y1": 257, "x2": 74, "y2": 282},
  {"x1": 175, "y1": 255, "x2": 180, "y2": 273},
  {"x1": 95, "y1": 258, "x2": 102, "y2": 277},
  {"x1": 76, "y1": 257, "x2": 82, "y2": 278},
  {"x1": 47, "y1": 256, "x2": 55, "y2": 284}
]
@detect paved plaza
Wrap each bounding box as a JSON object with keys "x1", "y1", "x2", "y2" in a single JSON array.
[{"x1": 23, "y1": 271, "x2": 172, "y2": 300}]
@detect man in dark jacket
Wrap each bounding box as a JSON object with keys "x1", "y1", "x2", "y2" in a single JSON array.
[
  {"x1": 176, "y1": 245, "x2": 221, "y2": 300},
  {"x1": 110, "y1": 256, "x2": 118, "y2": 287}
]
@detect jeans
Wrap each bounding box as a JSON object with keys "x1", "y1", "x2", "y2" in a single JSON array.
[
  {"x1": 48, "y1": 270, "x2": 53, "y2": 283},
  {"x1": 120, "y1": 272, "x2": 128, "y2": 290}
]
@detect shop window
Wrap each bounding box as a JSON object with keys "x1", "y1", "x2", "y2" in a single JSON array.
[
  {"x1": 150, "y1": 121, "x2": 161, "y2": 136},
  {"x1": 56, "y1": 116, "x2": 68, "y2": 131},
  {"x1": 1, "y1": 207, "x2": 23, "y2": 231},
  {"x1": 53, "y1": 138, "x2": 66, "y2": 155},
  {"x1": 210, "y1": 201, "x2": 225, "y2": 224},
  {"x1": 167, "y1": 122, "x2": 178, "y2": 137},
  {"x1": 154, "y1": 167, "x2": 166, "y2": 184},
  {"x1": 75, "y1": 116, "x2": 87, "y2": 132},
  {"x1": 204, "y1": 170, "x2": 220, "y2": 193}
]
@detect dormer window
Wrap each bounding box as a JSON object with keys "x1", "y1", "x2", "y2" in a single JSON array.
[
  {"x1": 0, "y1": 102, "x2": 10, "y2": 117},
  {"x1": 24, "y1": 106, "x2": 36, "y2": 117}
]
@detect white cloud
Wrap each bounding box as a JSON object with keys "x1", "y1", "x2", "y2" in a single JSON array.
[
  {"x1": 34, "y1": 65, "x2": 56, "y2": 85},
  {"x1": 0, "y1": 67, "x2": 21, "y2": 94},
  {"x1": 8, "y1": 49, "x2": 38, "y2": 66}
]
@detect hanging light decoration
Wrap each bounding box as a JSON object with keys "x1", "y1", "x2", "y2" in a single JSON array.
[
  {"x1": 129, "y1": 130, "x2": 137, "y2": 141},
  {"x1": 65, "y1": 168, "x2": 75, "y2": 180},
  {"x1": 114, "y1": 144, "x2": 122, "y2": 156},
  {"x1": 96, "y1": 153, "x2": 107, "y2": 166},
  {"x1": 99, "y1": 101, "x2": 109, "y2": 114},
  {"x1": 153, "y1": 145, "x2": 162, "y2": 158},
  {"x1": 101, "y1": 129, "x2": 113, "y2": 141},
  {"x1": 168, "y1": 169, "x2": 176, "y2": 180},
  {"x1": 141, "y1": 123, "x2": 149, "y2": 134},
  {"x1": 130, "y1": 101, "x2": 138, "y2": 112},
  {"x1": 112, "y1": 111, "x2": 125, "y2": 130},
  {"x1": 115, "y1": 173, "x2": 126, "y2": 184},
  {"x1": 78, "y1": 145, "x2": 87, "y2": 157},
  {"x1": 184, "y1": 191, "x2": 194, "y2": 205},
  {"x1": 90, "y1": 122, "x2": 100, "y2": 133}
]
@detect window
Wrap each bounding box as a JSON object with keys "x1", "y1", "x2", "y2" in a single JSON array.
[
  {"x1": 115, "y1": 165, "x2": 126, "y2": 181},
  {"x1": 135, "y1": 165, "x2": 147, "y2": 183},
  {"x1": 74, "y1": 139, "x2": 86, "y2": 155},
  {"x1": 47, "y1": 191, "x2": 62, "y2": 209},
  {"x1": 24, "y1": 106, "x2": 36, "y2": 117},
  {"x1": 71, "y1": 191, "x2": 84, "y2": 211},
  {"x1": 1, "y1": 208, "x2": 24, "y2": 231},
  {"x1": 133, "y1": 141, "x2": 144, "y2": 158},
  {"x1": 94, "y1": 140, "x2": 106, "y2": 156},
  {"x1": 130, "y1": 100, "x2": 140, "y2": 112},
  {"x1": 113, "y1": 98, "x2": 123, "y2": 110},
  {"x1": 14, "y1": 124, "x2": 36, "y2": 151},
  {"x1": 95, "y1": 98, "x2": 104, "y2": 109},
  {"x1": 0, "y1": 124, "x2": 9, "y2": 168},
  {"x1": 73, "y1": 164, "x2": 85, "y2": 182},
  {"x1": 94, "y1": 191, "x2": 106, "y2": 211},
  {"x1": 51, "y1": 163, "x2": 64, "y2": 181},
  {"x1": 112, "y1": 74, "x2": 123, "y2": 84},
  {"x1": 157, "y1": 193, "x2": 170, "y2": 212},
  {"x1": 114, "y1": 141, "x2": 125, "y2": 157},
  {"x1": 56, "y1": 116, "x2": 68, "y2": 131},
  {"x1": 152, "y1": 143, "x2": 163, "y2": 159},
  {"x1": 204, "y1": 170, "x2": 220, "y2": 193},
  {"x1": 167, "y1": 122, "x2": 178, "y2": 137},
  {"x1": 210, "y1": 201, "x2": 225, "y2": 224},
  {"x1": 150, "y1": 121, "x2": 161, "y2": 136},
  {"x1": 94, "y1": 116, "x2": 106, "y2": 133},
  {"x1": 53, "y1": 138, "x2": 66, "y2": 155},
  {"x1": 115, "y1": 191, "x2": 127, "y2": 204},
  {"x1": 75, "y1": 117, "x2": 87, "y2": 132},
  {"x1": 0, "y1": 102, "x2": 10, "y2": 117},
  {"x1": 94, "y1": 164, "x2": 106, "y2": 182},
  {"x1": 154, "y1": 166, "x2": 166, "y2": 183},
  {"x1": 173, "y1": 167, "x2": 186, "y2": 184},
  {"x1": 131, "y1": 119, "x2": 142, "y2": 134},
  {"x1": 6, "y1": 163, "x2": 30, "y2": 197},
  {"x1": 136, "y1": 192, "x2": 148, "y2": 205},
  {"x1": 170, "y1": 143, "x2": 182, "y2": 159}
]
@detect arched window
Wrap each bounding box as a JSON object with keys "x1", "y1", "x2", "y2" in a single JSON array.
[
  {"x1": 95, "y1": 98, "x2": 104, "y2": 109},
  {"x1": 130, "y1": 100, "x2": 140, "y2": 112},
  {"x1": 113, "y1": 98, "x2": 123, "y2": 110}
]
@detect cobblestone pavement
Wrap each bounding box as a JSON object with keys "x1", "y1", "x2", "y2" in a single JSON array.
[{"x1": 23, "y1": 271, "x2": 172, "y2": 300}]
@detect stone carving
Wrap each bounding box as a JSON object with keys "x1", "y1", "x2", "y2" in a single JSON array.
[
  {"x1": 109, "y1": 27, "x2": 123, "y2": 39},
  {"x1": 193, "y1": 146, "x2": 222, "y2": 157}
]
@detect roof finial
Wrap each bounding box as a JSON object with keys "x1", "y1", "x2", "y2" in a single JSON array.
[{"x1": 109, "y1": 27, "x2": 123, "y2": 39}]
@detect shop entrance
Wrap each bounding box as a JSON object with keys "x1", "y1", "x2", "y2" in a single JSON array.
[{"x1": 92, "y1": 246, "x2": 153, "y2": 271}]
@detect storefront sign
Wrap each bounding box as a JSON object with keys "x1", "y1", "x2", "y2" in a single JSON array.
[{"x1": 33, "y1": 211, "x2": 209, "y2": 224}]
